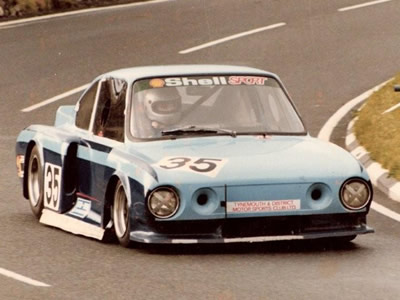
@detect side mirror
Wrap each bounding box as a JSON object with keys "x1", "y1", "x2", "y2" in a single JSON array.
[{"x1": 394, "y1": 85, "x2": 400, "y2": 92}]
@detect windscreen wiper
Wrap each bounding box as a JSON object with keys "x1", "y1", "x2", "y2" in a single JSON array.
[{"x1": 161, "y1": 125, "x2": 237, "y2": 137}]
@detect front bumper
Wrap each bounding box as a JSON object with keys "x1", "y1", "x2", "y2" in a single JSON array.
[{"x1": 130, "y1": 213, "x2": 374, "y2": 244}]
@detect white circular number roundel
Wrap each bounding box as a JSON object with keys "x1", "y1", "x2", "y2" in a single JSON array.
[{"x1": 44, "y1": 163, "x2": 62, "y2": 210}]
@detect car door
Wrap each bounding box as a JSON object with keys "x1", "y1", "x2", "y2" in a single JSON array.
[{"x1": 71, "y1": 76, "x2": 127, "y2": 225}]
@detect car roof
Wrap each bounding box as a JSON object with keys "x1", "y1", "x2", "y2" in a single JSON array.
[{"x1": 103, "y1": 65, "x2": 278, "y2": 83}]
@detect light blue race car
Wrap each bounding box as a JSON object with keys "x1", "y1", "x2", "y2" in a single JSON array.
[{"x1": 16, "y1": 65, "x2": 373, "y2": 247}]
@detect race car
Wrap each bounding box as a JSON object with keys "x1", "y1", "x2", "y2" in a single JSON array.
[{"x1": 16, "y1": 65, "x2": 374, "y2": 247}]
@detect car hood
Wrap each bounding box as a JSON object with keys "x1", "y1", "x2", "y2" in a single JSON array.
[{"x1": 128, "y1": 135, "x2": 363, "y2": 185}]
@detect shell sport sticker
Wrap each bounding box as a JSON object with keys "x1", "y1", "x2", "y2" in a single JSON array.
[
  {"x1": 163, "y1": 76, "x2": 268, "y2": 87},
  {"x1": 228, "y1": 76, "x2": 268, "y2": 85},
  {"x1": 227, "y1": 199, "x2": 301, "y2": 213},
  {"x1": 44, "y1": 162, "x2": 62, "y2": 211},
  {"x1": 136, "y1": 76, "x2": 272, "y2": 92},
  {"x1": 156, "y1": 156, "x2": 228, "y2": 177},
  {"x1": 149, "y1": 78, "x2": 165, "y2": 88}
]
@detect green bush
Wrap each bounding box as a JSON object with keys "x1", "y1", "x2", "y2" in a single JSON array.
[
  {"x1": 16, "y1": 0, "x2": 51, "y2": 12},
  {"x1": 0, "y1": 0, "x2": 141, "y2": 18},
  {"x1": 51, "y1": 0, "x2": 75, "y2": 9}
]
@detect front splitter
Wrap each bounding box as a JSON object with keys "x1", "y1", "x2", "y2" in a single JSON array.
[{"x1": 130, "y1": 225, "x2": 374, "y2": 244}]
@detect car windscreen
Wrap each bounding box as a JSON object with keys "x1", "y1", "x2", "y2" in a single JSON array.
[{"x1": 130, "y1": 75, "x2": 306, "y2": 139}]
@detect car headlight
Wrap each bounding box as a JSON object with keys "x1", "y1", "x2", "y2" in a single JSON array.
[
  {"x1": 147, "y1": 187, "x2": 180, "y2": 219},
  {"x1": 340, "y1": 178, "x2": 372, "y2": 210}
]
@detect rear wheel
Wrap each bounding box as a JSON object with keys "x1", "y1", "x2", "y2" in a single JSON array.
[
  {"x1": 27, "y1": 146, "x2": 44, "y2": 219},
  {"x1": 112, "y1": 181, "x2": 132, "y2": 247}
]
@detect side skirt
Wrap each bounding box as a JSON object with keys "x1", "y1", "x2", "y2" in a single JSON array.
[{"x1": 40, "y1": 209, "x2": 104, "y2": 240}]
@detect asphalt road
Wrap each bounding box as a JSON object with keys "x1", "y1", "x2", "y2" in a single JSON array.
[{"x1": 1, "y1": 0, "x2": 400, "y2": 299}]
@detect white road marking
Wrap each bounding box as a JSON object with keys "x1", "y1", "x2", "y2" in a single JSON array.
[
  {"x1": 179, "y1": 22, "x2": 286, "y2": 54},
  {"x1": 371, "y1": 202, "x2": 400, "y2": 222},
  {"x1": 0, "y1": 267, "x2": 50, "y2": 287},
  {"x1": 0, "y1": 0, "x2": 172, "y2": 29},
  {"x1": 345, "y1": 132, "x2": 356, "y2": 145},
  {"x1": 318, "y1": 79, "x2": 400, "y2": 222},
  {"x1": 382, "y1": 102, "x2": 400, "y2": 114},
  {"x1": 317, "y1": 79, "x2": 390, "y2": 141},
  {"x1": 338, "y1": 0, "x2": 392, "y2": 12},
  {"x1": 22, "y1": 22, "x2": 285, "y2": 112},
  {"x1": 21, "y1": 84, "x2": 89, "y2": 112}
]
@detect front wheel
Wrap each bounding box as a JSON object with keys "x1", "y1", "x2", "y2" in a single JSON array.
[
  {"x1": 112, "y1": 181, "x2": 132, "y2": 247},
  {"x1": 27, "y1": 146, "x2": 44, "y2": 219}
]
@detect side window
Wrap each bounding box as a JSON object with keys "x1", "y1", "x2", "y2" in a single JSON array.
[
  {"x1": 76, "y1": 81, "x2": 99, "y2": 130},
  {"x1": 93, "y1": 78, "x2": 127, "y2": 142}
]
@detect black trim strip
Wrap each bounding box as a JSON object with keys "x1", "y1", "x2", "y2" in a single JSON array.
[{"x1": 80, "y1": 140, "x2": 113, "y2": 153}]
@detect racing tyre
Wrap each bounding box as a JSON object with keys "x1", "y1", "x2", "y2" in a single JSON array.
[
  {"x1": 112, "y1": 181, "x2": 132, "y2": 247},
  {"x1": 27, "y1": 146, "x2": 44, "y2": 219}
]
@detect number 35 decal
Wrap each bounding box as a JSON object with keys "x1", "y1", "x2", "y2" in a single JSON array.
[
  {"x1": 157, "y1": 157, "x2": 228, "y2": 177},
  {"x1": 44, "y1": 163, "x2": 62, "y2": 211}
]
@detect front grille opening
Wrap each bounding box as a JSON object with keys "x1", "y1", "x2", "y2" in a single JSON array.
[
  {"x1": 311, "y1": 188, "x2": 322, "y2": 201},
  {"x1": 197, "y1": 194, "x2": 208, "y2": 206}
]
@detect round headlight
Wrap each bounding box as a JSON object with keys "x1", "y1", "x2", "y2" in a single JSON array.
[
  {"x1": 340, "y1": 178, "x2": 372, "y2": 210},
  {"x1": 147, "y1": 187, "x2": 180, "y2": 219}
]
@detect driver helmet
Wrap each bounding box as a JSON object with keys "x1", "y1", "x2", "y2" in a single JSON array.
[{"x1": 143, "y1": 87, "x2": 182, "y2": 126}]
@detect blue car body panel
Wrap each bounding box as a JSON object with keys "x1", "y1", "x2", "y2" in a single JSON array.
[{"x1": 15, "y1": 65, "x2": 374, "y2": 244}]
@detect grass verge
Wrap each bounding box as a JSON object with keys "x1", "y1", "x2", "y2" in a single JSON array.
[
  {"x1": 0, "y1": 0, "x2": 148, "y2": 20},
  {"x1": 354, "y1": 73, "x2": 400, "y2": 180}
]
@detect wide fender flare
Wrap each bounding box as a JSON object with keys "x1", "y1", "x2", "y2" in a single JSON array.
[
  {"x1": 108, "y1": 169, "x2": 157, "y2": 227},
  {"x1": 27, "y1": 138, "x2": 45, "y2": 166},
  {"x1": 111, "y1": 171, "x2": 132, "y2": 208},
  {"x1": 17, "y1": 129, "x2": 44, "y2": 169},
  {"x1": 23, "y1": 138, "x2": 46, "y2": 199}
]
